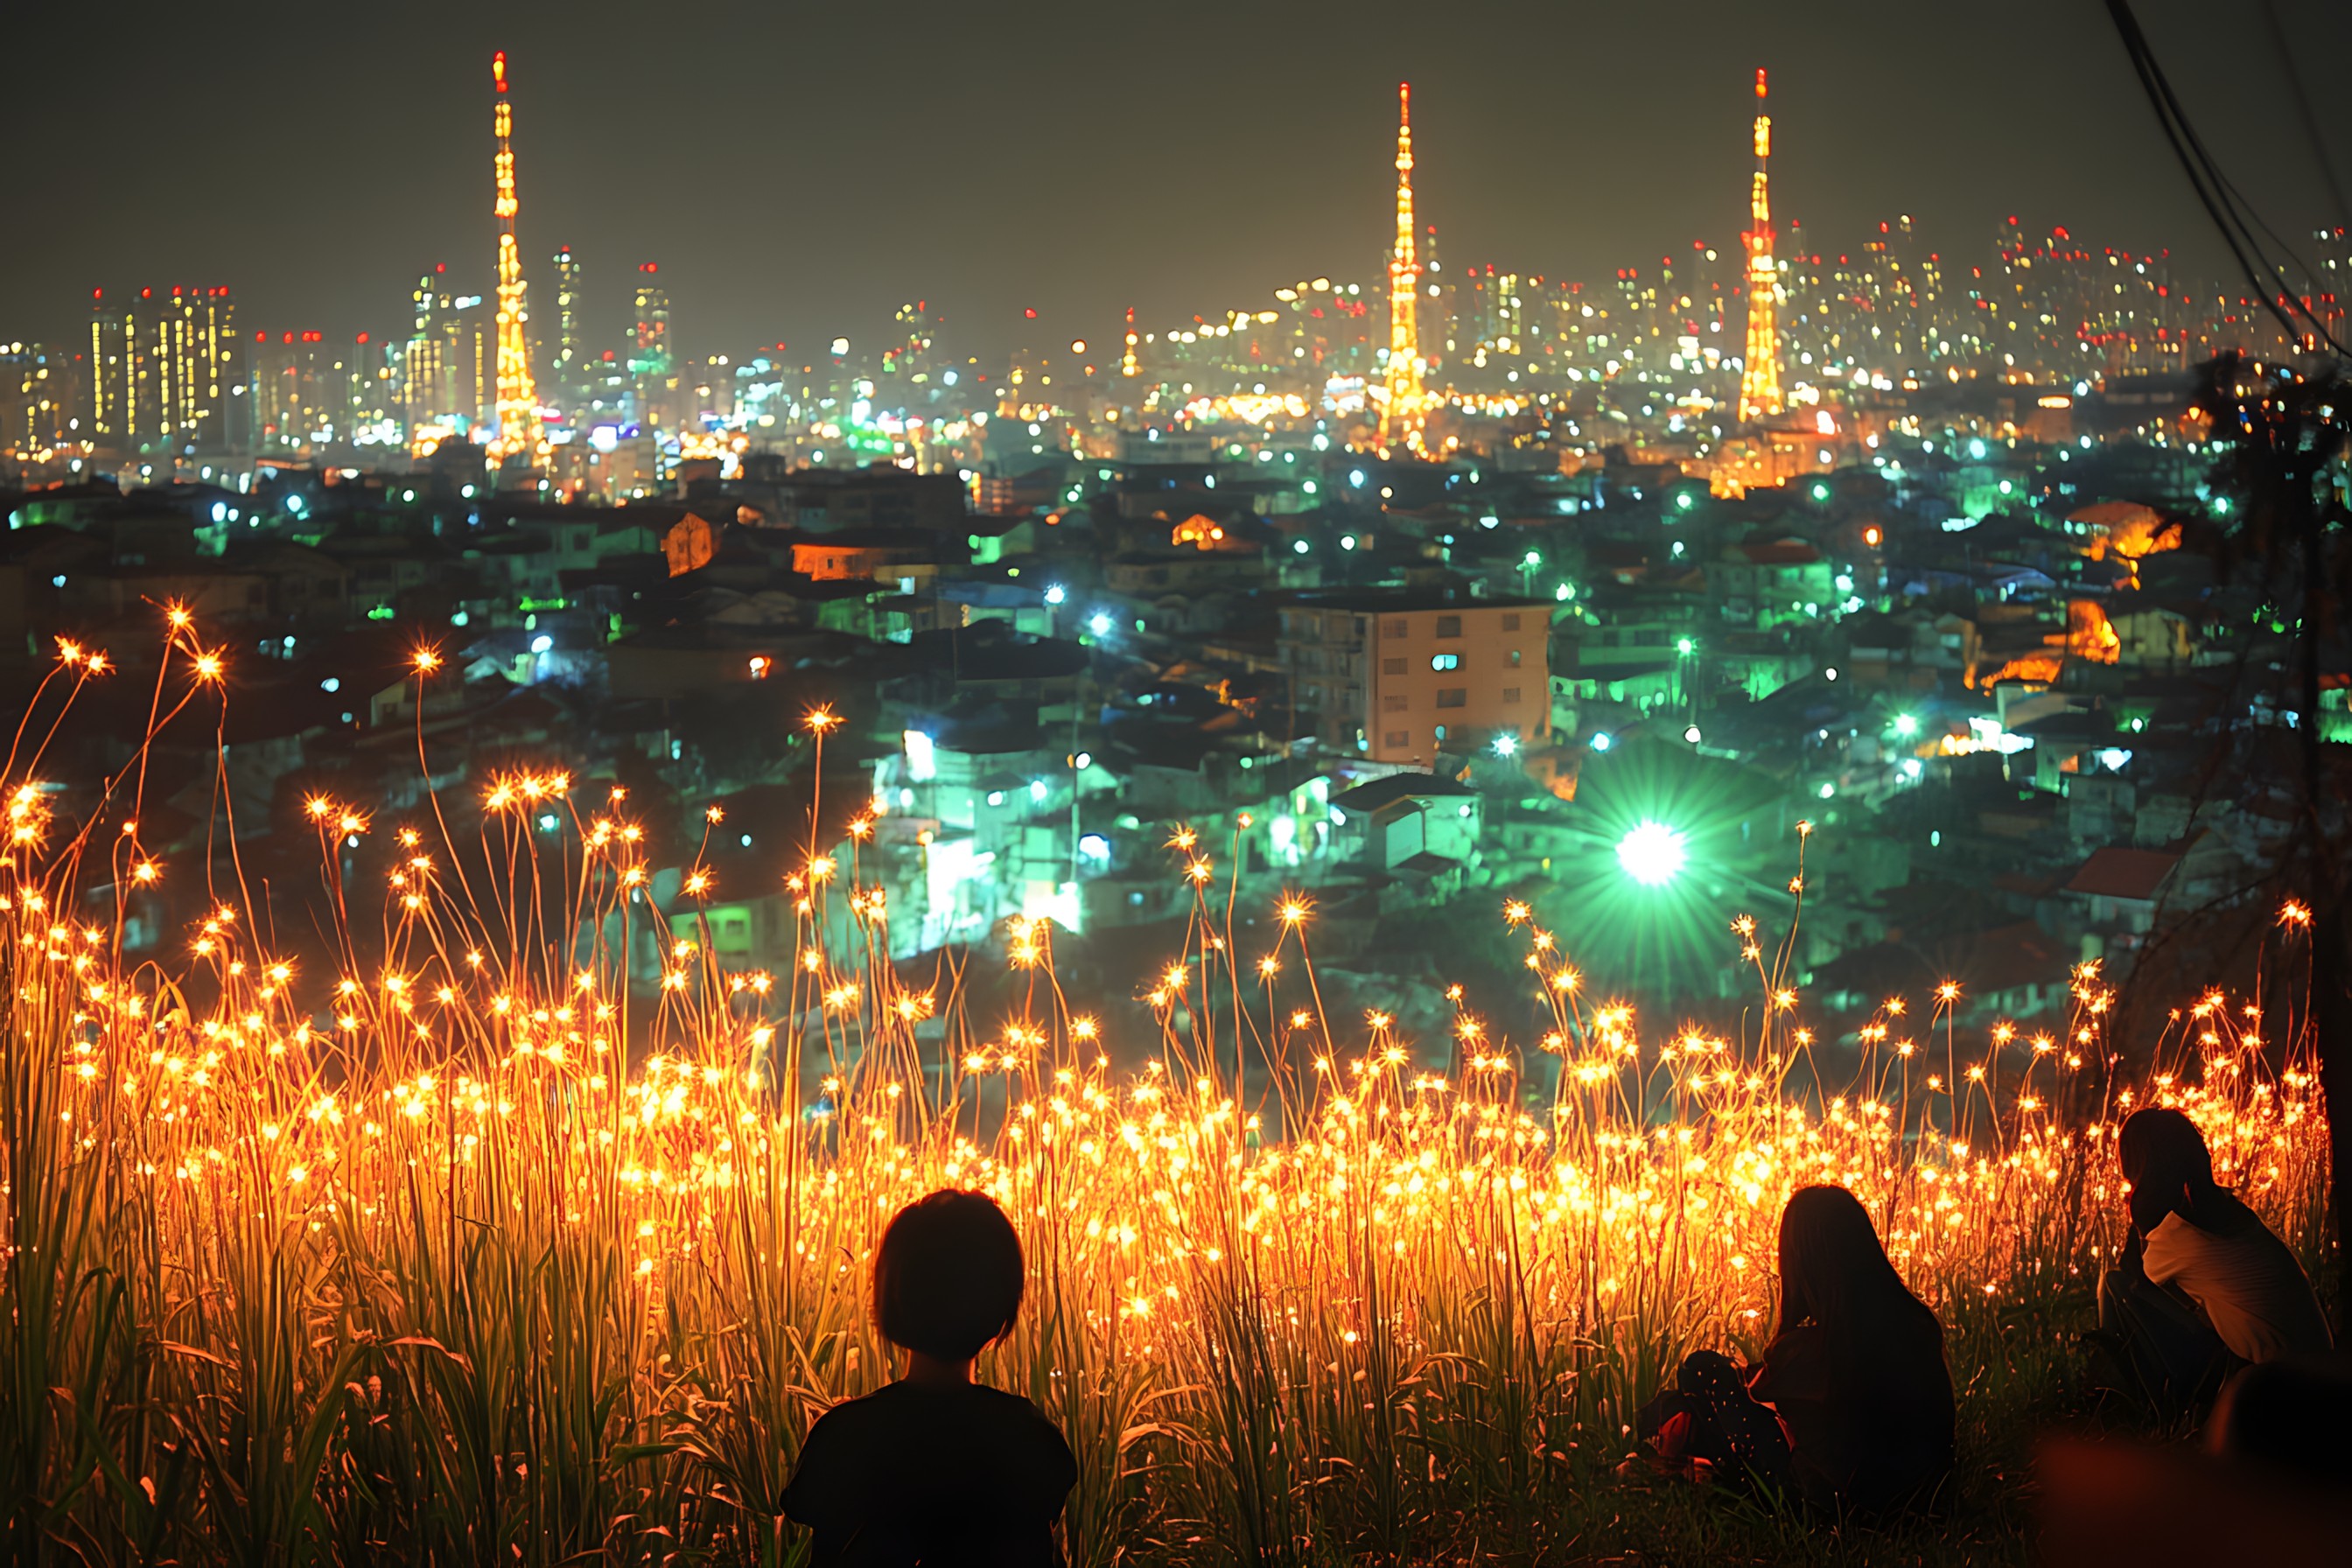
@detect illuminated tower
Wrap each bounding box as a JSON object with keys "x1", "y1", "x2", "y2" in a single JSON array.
[
  {"x1": 1382, "y1": 81, "x2": 1424, "y2": 451},
  {"x1": 1738, "y1": 68, "x2": 1784, "y2": 424},
  {"x1": 1122, "y1": 305, "x2": 1138, "y2": 378},
  {"x1": 489, "y1": 51, "x2": 539, "y2": 459}
]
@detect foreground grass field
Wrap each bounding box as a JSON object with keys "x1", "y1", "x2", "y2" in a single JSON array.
[{"x1": 0, "y1": 653, "x2": 2331, "y2": 1564}]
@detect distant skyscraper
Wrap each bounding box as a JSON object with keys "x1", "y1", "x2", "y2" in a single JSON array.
[
  {"x1": 249, "y1": 331, "x2": 383, "y2": 452},
  {"x1": 86, "y1": 285, "x2": 240, "y2": 453},
  {"x1": 1382, "y1": 81, "x2": 1425, "y2": 452},
  {"x1": 400, "y1": 264, "x2": 494, "y2": 438},
  {"x1": 489, "y1": 51, "x2": 539, "y2": 459},
  {"x1": 552, "y1": 244, "x2": 584, "y2": 400},
  {"x1": 1739, "y1": 68, "x2": 1784, "y2": 424},
  {"x1": 630, "y1": 263, "x2": 675, "y2": 429},
  {"x1": 2, "y1": 341, "x2": 76, "y2": 456}
]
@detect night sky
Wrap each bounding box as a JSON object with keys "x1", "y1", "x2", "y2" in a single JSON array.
[{"x1": 8, "y1": 0, "x2": 2348, "y2": 366}]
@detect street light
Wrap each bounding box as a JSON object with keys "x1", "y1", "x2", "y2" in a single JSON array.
[
  {"x1": 1492, "y1": 732, "x2": 1518, "y2": 759},
  {"x1": 1615, "y1": 820, "x2": 1688, "y2": 887}
]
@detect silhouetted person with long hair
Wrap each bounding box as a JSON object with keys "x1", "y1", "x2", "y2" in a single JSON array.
[
  {"x1": 2094, "y1": 1107, "x2": 2330, "y2": 1418},
  {"x1": 785, "y1": 1189, "x2": 1076, "y2": 1565},
  {"x1": 1639, "y1": 1184, "x2": 1954, "y2": 1516},
  {"x1": 1759, "y1": 1184, "x2": 1956, "y2": 1512}
]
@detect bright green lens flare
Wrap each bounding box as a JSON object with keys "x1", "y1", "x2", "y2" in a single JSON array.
[{"x1": 1615, "y1": 819, "x2": 1689, "y2": 887}]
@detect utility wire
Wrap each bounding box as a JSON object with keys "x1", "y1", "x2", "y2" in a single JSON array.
[{"x1": 2105, "y1": 0, "x2": 2348, "y2": 358}]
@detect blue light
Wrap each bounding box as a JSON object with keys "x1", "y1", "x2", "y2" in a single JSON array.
[{"x1": 1088, "y1": 612, "x2": 1112, "y2": 636}]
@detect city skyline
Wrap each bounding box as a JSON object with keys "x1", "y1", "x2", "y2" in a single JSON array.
[{"x1": 7, "y1": 1, "x2": 2348, "y2": 365}]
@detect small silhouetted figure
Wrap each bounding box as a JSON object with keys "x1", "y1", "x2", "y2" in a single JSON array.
[
  {"x1": 2093, "y1": 1108, "x2": 2332, "y2": 1419},
  {"x1": 1639, "y1": 1184, "x2": 1954, "y2": 1516},
  {"x1": 784, "y1": 1189, "x2": 1077, "y2": 1565}
]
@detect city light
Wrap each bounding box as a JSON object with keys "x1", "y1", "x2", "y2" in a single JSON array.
[
  {"x1": 1492, "y1": 732, "x2": 1518, "y2": 758},
  {"x1": 1615, "y1": 819, "x2": 1689, "y2": 886},
  {"x1": 901, "y1": 730, "x2": 935, "y2": 782}
]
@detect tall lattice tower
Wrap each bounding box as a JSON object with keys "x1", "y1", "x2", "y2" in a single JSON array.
[
  {"x1": 490, "y1": 51, "x2": 539, "y2": 460},
  {"x1": 1382, "y1": 81, "x2": 1425, "y2": 452},
  {"x1": 1738, "y1": 68, "x2": 1783, "y2": 424}
]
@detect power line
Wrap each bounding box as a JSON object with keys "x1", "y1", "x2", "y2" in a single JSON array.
[{"x1": 2105, "y1": 0, "x2": 2349, "y2": 359}]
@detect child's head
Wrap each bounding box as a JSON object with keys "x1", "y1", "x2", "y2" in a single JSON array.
[{"x1": 872, "y1": 1188, "x2": 1026, "y2": 1362}]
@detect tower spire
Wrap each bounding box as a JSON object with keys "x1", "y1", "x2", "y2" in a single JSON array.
[
  {"x1": 1382, "y1": 81, "x2": 1425, "y2": 452},
  {"x1": 490, "y1": 50, "x2": 539, "y2": 460},
  {"x1": 1738, "y1": 67, "x2": 1784, "y2": 424}
]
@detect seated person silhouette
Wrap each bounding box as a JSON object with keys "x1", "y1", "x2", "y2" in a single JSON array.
[
  {"x1": 1639, "y1": 1183, "x2": 1955, "y2": 1516},
  {"x1": 2092, "y1": 1108, "x2": 2331, "y2": 1420},
  {"x1": 785, "y1": 1189, "x2": 1077, "y2": 1565}
]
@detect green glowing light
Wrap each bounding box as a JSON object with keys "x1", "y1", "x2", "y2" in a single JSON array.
[{"x1": 1615, "y1": 820, "x2": 1688, "y2": 887}]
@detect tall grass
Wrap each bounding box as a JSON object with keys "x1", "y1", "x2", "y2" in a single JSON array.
[{"x1": 0, "y1": 632, "x2": 2331, "y2": 1564}]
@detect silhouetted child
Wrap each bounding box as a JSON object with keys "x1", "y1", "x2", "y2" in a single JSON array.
[
  {"x1": 784, "y1": 1189, "x2": 1077, "y2": 1565},
  {"x1": 1638, "y1": 1184, "x2": 1955, "y2": 1516},
  {"x1": 2091, "y1": 1108, "x2": 2331, "y2": 1420}
]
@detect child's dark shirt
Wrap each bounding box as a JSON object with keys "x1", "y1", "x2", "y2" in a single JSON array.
[{"x1": 784, "y1": 1381, "x2": 1077, "y2": 1566}]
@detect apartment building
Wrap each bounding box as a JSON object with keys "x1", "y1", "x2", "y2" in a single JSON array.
[{"x1": 1279, "y1": 589, "x2": 1550, "y2": 764}]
